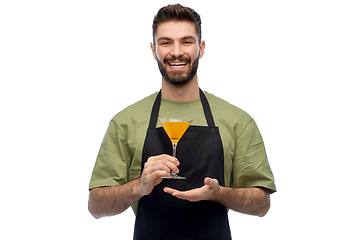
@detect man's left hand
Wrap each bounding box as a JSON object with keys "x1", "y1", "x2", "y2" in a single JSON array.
[{"x1": 163, "y1": 177, "x2": 220, "y2": 202}]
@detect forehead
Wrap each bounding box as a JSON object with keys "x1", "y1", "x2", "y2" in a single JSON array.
[{"x1": 155, "y1": 21, "x2": 198, "y2": 41}]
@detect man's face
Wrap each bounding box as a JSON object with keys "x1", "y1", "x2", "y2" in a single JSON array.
[{"x1": 151, "y1": 21, "x2": 205, "y2": 85}]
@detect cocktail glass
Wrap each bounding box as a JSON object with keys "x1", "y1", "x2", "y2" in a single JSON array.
[{"x1": 158, "y1": 117, "x2": 193, "y2": 179}]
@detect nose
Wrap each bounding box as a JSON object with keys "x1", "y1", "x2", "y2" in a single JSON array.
[{"x1": 170, "y1": 42, "x2": 183, "y2": 57}]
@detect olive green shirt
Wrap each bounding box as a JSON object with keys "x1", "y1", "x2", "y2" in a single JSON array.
[{"x1": 89, "y1": 92, "x2": 276, "y2": 211}]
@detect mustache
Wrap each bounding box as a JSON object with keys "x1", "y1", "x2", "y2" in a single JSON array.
[{"x1": 163, "y1": 56, "x2": 191, "y2": 64}]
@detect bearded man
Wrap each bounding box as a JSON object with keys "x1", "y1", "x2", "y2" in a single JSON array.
[{"x1": 88, "y1": 4, "x2": 276, "y2": 239}]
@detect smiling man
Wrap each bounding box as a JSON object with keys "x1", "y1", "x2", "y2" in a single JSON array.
[
  {"x1": 88, "y1": 4, "x2": 276, "y2": 240},
  {"x1": 152, "y1": 21, "x2": 204, "y2": 87}
]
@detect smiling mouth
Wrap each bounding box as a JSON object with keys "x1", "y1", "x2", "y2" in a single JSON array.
[{"x1": 167, "y1": 61, "x2": 188, "y2": 69}]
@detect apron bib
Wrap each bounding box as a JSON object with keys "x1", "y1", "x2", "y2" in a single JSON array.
[{"x1": 134, "y1": 89, "x2": 231, "y2": 240}]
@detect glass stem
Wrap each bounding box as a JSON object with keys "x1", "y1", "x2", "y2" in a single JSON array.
[
  {"x1": 172, "y1": 142, "x2": 177, "y2": 157},
  {"x1": 170, "y1": 142, "x2": 178, "y2": 177}
]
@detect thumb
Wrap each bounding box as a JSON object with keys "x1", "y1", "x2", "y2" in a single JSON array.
[{"x1": 204, "y1": 177, "x2": 218, "y2": 188}]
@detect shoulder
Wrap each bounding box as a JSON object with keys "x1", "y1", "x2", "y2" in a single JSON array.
[
  {"x1": 111, "y1": 92, "x2": 157, "y2": 127},
  {"x1": 205, "y1": 92, "x2": 253, "y2": 124}
]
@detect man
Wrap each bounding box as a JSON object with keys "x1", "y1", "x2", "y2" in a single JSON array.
[{"x1": 88, "y1": 4, "x2": 276, "y2": 239}]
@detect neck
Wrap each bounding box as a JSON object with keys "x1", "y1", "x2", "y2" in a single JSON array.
[{"x1": 161, "y1": 74, "x2": 200, "y2": 102}]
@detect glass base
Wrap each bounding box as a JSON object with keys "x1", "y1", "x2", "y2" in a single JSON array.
[{"x1": 162, "y1": 173, "x2": 186, "y2": 179}]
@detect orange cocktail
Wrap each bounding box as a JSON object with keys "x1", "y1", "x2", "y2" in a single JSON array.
[
  {"x1": 158, "y1": 118, "x2": 193, "y2": 179},
  {"x1": 160, "y1": 121, "x2": 192, "y2": 143}
]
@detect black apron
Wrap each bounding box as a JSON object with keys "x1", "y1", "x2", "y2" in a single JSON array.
[{"x1": 134, "y1": 89, "x2": 231, "y2": 240}]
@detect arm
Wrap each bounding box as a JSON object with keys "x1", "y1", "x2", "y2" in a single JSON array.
[
  {"x1": 213, "y1": 184, "x2": 270, "y2": 217},
  {"x1": 164, "y1": 177, "x2": 270, "y2": 217},
  {"x1": 89, "y1": 154, "x2": 180, "y2": 219},
  {"x1": 88, "y1": 179, "x2": 142, "y2": 219}
]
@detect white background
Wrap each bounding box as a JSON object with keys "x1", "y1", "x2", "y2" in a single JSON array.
[{"x1": 1, "y1": 0, "x2": 359, "y2": 239}]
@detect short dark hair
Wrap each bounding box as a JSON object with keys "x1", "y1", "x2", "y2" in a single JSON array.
[{"x1": 152, "y1": 4, "x2": 202, "y2": 43}]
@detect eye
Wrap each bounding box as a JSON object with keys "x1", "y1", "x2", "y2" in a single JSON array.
[
  {"x1": 183, "y1": 39, "x2": 195, "y2": 45},
  {"x1": 159, "y1": 42, "x2": 172, "y2": 47}
]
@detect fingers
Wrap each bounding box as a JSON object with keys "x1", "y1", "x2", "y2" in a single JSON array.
[
  {"x1": 164, "y1": 177, "x2": 220, "y2": 202},
  {"x1": 164, "y1": 186, "x2": 205, "y2": 202},
  {"x1": 163, "y1": 187, "x2": 190, "y2": 200},
  {"x1": 163, "y1": 187, "x2": 178, "y2": 195},
  {"x1": 144, "y1": 154, "x2": 180, "y2": 175},
  {"x1": 139, "y1": 154, "x2": 180, "y2": 196}
]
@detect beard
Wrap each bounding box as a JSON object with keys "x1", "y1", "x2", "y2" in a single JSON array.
[{"x1": 157, "y1": 55, "x2": 199, "y2": 86}]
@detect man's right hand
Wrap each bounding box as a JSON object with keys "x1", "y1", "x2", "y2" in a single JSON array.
[
  {"x1": 139, "y1": 154, "x2": 180, "y2": 196},
  {"x1": 88, "y1": 154, "x2": 180, "y2": 219}
]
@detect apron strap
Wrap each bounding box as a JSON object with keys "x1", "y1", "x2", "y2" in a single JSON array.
[
  {"x1": 148, "y1": 88, "x2": 216, "y2": 129},
  {"x1": 199, "y1": 88, "x2": 215, "y2": 128},
  {"x1": 148, "y1": 90, "x2": 162, "y2": 129}
]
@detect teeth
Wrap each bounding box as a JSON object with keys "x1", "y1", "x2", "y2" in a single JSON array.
[{"x1": 169, "y1": 62, "x2": 187, "y2": 66}]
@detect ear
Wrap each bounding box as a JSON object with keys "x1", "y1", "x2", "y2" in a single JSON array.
[
  {"x1": 150, "y1": 42, "x2": 157, "y2": 61},
  {"x1": 199, "y1": 40, "x2": 205, "y2": 59}
]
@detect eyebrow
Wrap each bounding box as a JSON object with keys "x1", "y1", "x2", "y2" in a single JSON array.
[
  {"x1": 157, "y1": 36, "x2": 197, "y2": 43},
  {"x1": 181, "y1": 36, "x2": 196, "y2": 41},
  {"x1": 157, "y1": 37, "x2": 172, "y2": 42}
]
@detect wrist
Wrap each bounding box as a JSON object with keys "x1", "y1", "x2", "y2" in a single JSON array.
[
  {"x1": 133, "y1": 178, "x2": 145, "y2": 198},
  {"x1": 209, "y1": 184, "x2": 222, "y2": 202}
]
